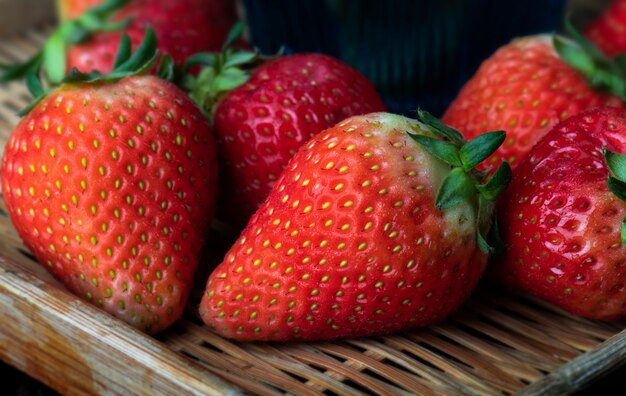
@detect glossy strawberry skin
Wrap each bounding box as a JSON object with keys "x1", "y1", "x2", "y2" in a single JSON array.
[
  {"x1": 496, "y1": 108, "x2": 626, "y2": 320},
  {"x1": 1, "y1": 76, "x2": 218, "y2": 333},
  {"x1": 442, "y1": 36, "x2": 624, "y2": 171},
  {"x1": 585, "y1": 0, "x2": 626, "y2": 57},
  {"x1": 63, "y1": 0, "x2": 239, "y2": 73},
  {"x1": 200, "y1": 113, "x2": 486, "y2": 341},
  {"x1": 213, "y1": 53, "x2": 387, "y2": 227}
]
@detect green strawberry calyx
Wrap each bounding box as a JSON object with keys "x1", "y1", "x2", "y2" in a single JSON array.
[
  {"x1": 603, "y1": 148, "x2": 626, "y2": 245},
  {"x1": 0, "y1": 0, "x2": 131, "y2": 85},
  {"x1": 181, "y1": 22, "x2": 263, "y2": 121},
  {"x1": 19, "y1": 26, "x2": 166, "y2": 116},
  {"x1": 414, "y1": 110, "x2": 512, "y2": 254},
  {"x1": 554, "y1": 18, "x2": 626, "y2": 100}
]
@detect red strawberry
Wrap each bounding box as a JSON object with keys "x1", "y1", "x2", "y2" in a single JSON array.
[
  {"x1": 190, "y1": 52, "x2": 387, "y2": 227},
  {"x1": 199, "y1": 111, "x2": 510, "y2": 341},
  {"x1": 585, "y1": 0, "x2": 626, "y2": 58},
  {"x1": 58, "y1": 0, "x2": 103, "y2": 19},
  {"x1": 442, "y1": 35, "x2": 624, "y2": 172},
  {"x1": 60, "y1": 0, "x2": 241, "y2": 74},
  {"x1": 496, "y1": 107, "x2": 626, "y2": 320},
  {"x1": 0, "y1": 33, "x2": 218, "y2": 333}
]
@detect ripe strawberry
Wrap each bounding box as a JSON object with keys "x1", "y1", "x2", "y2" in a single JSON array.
[
  {"x1": 189, "y1": 52, "x2": 387, "y2": 227},
  {"x1": 442, "y1": 34, "x2": 624, "y2": 172},
  {"x1": 0, "y1": 32, "x2": 218, "y2": 333},
  {"x1": 496, "y1": 107, "x2": 626, "y2": 320},
  {"x1": 585, "y1": 0, "x2": 626, "y2": 57},
  {"x1": 199, "y1": 111, "x2": 510, "y2": 341},
  {"x1": 67, "y1": 0, "x2": 240, "y2": 74},
  {"x1": 58, "y1": 0, "x2": 103, "y2": 19}
]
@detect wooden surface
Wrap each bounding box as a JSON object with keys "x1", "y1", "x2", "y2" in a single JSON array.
[
  {"x1": 1, "y1": 24, "x2": 626, "y2": 396},
  {"x1": 0, "y1": 257, "x2": 241, "y2": 396}
]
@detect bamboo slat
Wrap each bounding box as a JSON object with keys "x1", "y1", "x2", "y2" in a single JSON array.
[{"x1": 0, "y1": 25, "x2": 625, "y2": 396}]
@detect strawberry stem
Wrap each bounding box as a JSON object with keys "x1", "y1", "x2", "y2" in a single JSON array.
[
  {"x1": 555, "y1": 18, "x2": 626, "y2": 100},
  {"x1": 459, "y1": 131, "x2": 506, "y2": 171},
  {"x1": 17, "y1": 27, "x2": 159, "y2": 117},
  {"x1": 181, "y1": 22, "x2": 261, "y2": 121},
  {"x1": 414, "y1": 109, "x2": 512, "y2": 254}
]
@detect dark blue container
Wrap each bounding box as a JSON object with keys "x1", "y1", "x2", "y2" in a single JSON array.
[{"x1": 242, "y1": 0, "x2": 566, "y2": 116}]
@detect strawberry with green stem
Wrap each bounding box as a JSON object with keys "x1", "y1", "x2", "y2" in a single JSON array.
[
  {"x1": 442, "y1": 20, "x2": 626, "y2": 172},
  {"x1": 497, "y1": 107, "x2": 626, "y2": 320},
  {"x1": 1, "y1": 0, "x2": 242, "y2": 83},
  {"x1": 1, "y1": 28, "x2": 219, "y2": 333},
  {"x1": 184, "y1": 25, "x2": 387, "y2": 227},
  {"x1": 199, "y1": 110, "x2": 510, "y2": 341},
  {"x1": 64, "y1": 0, "x2": 243, "y2": 74},
  {"x1": 1, "y1": 0, "x2": 132, "y2": 85}
]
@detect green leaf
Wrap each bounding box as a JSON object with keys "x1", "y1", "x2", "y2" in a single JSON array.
[
  {"x1": 19, "y1": 68, "x2": 48, "y2": 116},
  {"x1": 61, "y1": 68, "x2": 102, "y2": 84},
  {"x1": 114, "y1": 26, "x2": 157, "y2": 73},
  {"x1": 604, "y1": 148, "x2": 626, "y2": 182},
  {"x1": 212, "y1": 67, "x2": 249, "y2": 92},
  {"x1": 607, "y1": 175, "x2": 626, "y2": 202},
  {"x1": 42, "y1": 31, "x2": 67, "y2": 84},
  {"x1": 76, "y1": 12, "x2": 102, "y2": 31},
  {"x1": 113, "y1": 33, "x2": 132, "y2": 69},
  {"x1": 0, "y1": 55, "x2": 41, "y2": 82},
  {"x1": 615, "y1": 54, "x2": 626, "y2": 74},
  {"x1": 563, "y1": 17, "x2": 607, "y2": 64},
  {"x1": 459, "y1": 130, "x2": 506, "y2": 171},
  {"x1": 476, "y1": 195, "x2": 495, "y2": 254},
  {"x1": 436, "y1": 168, "x2": 475, "y2": 210},
  {"x1": 63, "y1": 23, "x2": 91, "y2": 44},
  {"x1": 477, "y1": 231, "x2": 491, "y2": 254},
  {"x1": 410, "y1": 134, "x2": 461, "y2": 166},
  {"x1": 222, "y1": 21, "x2": 244, "y2": 50},
  {"x1": 131, "y1": 52, "x2": 158, "y2": 76},
  {"x1": 156, "y1": 55, "x2": 175, "y2": 81},
  {"x1": 184, "y1": 53, "x2": 217, "y2": 69},
  {"x1": 95, "y1": 17, "x2": 133, "y2": 32},
  {"x1": 608, "y1": 176, "x2": 626, "y2": 246},
  {"x1": 589, "y1": 68, "x2": 626, "y2": 98},
  {"x1": 25, "y1": 68, "x2": 44, "y2": 98},
  {"x1": 553, "y1": 35, "x2": 596, "y2": 77},
  {"x1": 86, "y1": 0, "x2": 129, "y2": 17},
  {"x1": 415, "y1": 109, "x2": 466, "y2": 146},
  {"x1": 476, "y1": 161, "x2": 512, "y2": 201},
  {"x1": 555, "y1": 19, "x2": 626, "y2": 99},
  {"x1": 78, "y1": 14, "x2": 131, "y2": 34},
  {"x1": 187, "y1": 67, "x2": 216, "y2": 114},
  {"x1": 223, "y1": 51, "x2": 258, "y2": 69}
]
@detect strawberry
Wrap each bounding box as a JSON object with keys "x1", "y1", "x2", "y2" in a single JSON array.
[
  {"x1": 496, "y1": 107, "x2": 626, "y2": 320},
  {"x1": 199, "y1": 111, "x2": 510, "y2": 341},
  {"x1": 64, "y1": 0, "x2": 241, "y2": 74},
  {"x1": 58, "y1": 0, "x2": 104, "y2": 19},
  {"x1": 0, "y1": 0, "x2": 241, "y2": 84},
  {"x1": 585, "y1": 0, "x2": 626, "y2": 58},
  {"x1": 0, "y1": 31, "x2": 218, "y2": 333},
  {"x1": 442, "y1": 34, "x2": 625, "y2": 172},
  {"x1": 188, "y1": 50, "x2": 387, "y2": 227}
]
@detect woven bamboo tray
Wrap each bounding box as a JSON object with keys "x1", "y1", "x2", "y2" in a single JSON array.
[{"x1": 1, "y1": 25, "x2": 626, "y2": 396}]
